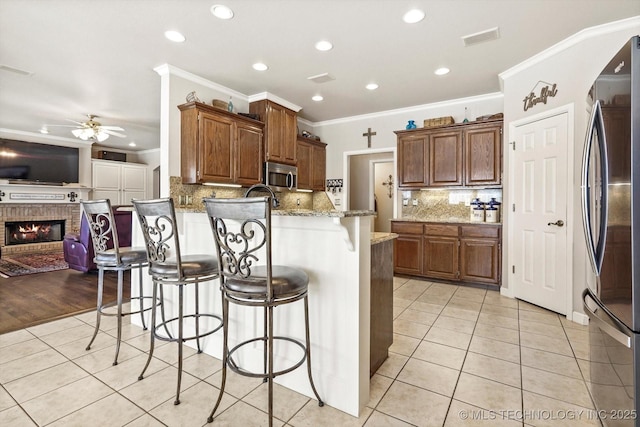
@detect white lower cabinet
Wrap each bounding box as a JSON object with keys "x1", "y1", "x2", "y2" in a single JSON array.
[{"x1": 91, "y1": 160, "x2": 147, "y2": 205}]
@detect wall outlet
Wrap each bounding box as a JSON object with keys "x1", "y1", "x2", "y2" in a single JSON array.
[
  {"x1": 412, "y1": 199, "x2": 418, "y2": 206},
  {"x1": 403, "y1": 199, "x2": 409, "y2": 206}
]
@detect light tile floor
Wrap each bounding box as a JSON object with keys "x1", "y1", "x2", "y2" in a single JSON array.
[{"x1": 0, "y1": 277, "x2": 600, "y2": 426}]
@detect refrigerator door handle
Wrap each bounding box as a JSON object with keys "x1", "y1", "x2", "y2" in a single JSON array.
[
  {"x1": 580, "y1": 100, "x2": 609, "y2": 275},
  {"x1": 582, "y1": 288, "x2": 632, "y2": 348}
]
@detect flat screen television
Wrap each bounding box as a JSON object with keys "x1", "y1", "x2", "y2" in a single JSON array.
[{"x1": 0, "y1": 139, "x2": 79, "y2": 185}]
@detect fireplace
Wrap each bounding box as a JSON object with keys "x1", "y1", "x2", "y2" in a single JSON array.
[{"x1": 5, "y1": 220, "x2": 65, "y2": 246}]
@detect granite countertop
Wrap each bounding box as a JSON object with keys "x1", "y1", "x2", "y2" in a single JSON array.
[
  {"x1": 391, "y1": 218, "x2": 502, "y2": 225},
  {"x1": 371, "y1": 232, "x2": 398, "y2": 245},
  {"x1": 175, "y1": 207, "x2": 375, "y2": 217}
]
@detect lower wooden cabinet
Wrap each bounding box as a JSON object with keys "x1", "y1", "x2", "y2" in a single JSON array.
[{"x1": 391, "y1": 221, "x2": 501, "y2": 286}]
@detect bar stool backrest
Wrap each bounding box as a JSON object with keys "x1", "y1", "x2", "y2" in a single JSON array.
[
  {"x1": 203, "y1": 196, "x2": 273, "y2": 300},
  {"x1": 132, "y1": 198, "x2": 185, "y2": 279},
  {"x1": 81, "y1": 199, "x2": 122, "y2": 264}
]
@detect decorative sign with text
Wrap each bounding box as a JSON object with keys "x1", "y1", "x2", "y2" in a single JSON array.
[
  {"x1": 9, "y1": 193, "x2": 66, "y2": 200},
  {"x1": 523, "y1": 81, "x2": 558, "y2": 111}
]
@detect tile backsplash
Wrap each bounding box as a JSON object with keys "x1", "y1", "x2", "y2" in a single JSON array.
[{"x1": 401, "y1": 188, "x2": 503, "y2": 222}]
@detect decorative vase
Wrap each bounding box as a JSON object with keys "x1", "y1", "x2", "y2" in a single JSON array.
[{"x1": 406, "y1": 120, "x2": 416, "y2": 129}]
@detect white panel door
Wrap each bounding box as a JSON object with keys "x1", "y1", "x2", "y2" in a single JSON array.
[{"x1": 511, "y1": 112, "x2": 568, "y2": 314}]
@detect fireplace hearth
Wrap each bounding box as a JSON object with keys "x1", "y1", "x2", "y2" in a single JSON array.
[{"x1": 5, "y1": 220, "x2": 65, "y2": 246}]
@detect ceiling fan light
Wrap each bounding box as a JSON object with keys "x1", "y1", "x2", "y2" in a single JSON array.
[{"x1": 95, "y1": 131, "x2": 109, "y2": 142}]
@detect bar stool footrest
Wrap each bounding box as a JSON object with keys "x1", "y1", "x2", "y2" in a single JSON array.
[
  {"x1": 154, "y1": 314, "x2": 223, "y2": 343},
  {"x1": 227, "y1": 336, "x2": 306, "y2": 379},
  {"x1": 98, "y1": 296, "x2": 161, "y2": 317}
]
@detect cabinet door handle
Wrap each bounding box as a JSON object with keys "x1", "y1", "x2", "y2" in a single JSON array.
[{"x1": 547, "y1": 220, "x2": 564, "y2": 227}]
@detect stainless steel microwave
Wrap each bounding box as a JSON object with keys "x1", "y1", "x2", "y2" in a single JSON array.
[{"x1": 264, "y1": 161, "x2": 297, "y2": 191}]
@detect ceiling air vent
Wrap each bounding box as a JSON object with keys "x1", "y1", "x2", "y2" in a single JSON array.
[
  {"x1": 0, "y1": 64, "x2": 34, "y2": 76},
  {"x1": 307, "y1": 73, "x2": 335, "y2": 84},
  {"x1": 461, "y1": 27, "x2": 500, "y2": 47}
]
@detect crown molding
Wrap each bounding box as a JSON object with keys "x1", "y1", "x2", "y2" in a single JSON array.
[
  {"x1": 247, "y1": 92, "x2": 302, "y2": 112},
  {"x1": 154, "y1": 64, "x2": 248, "y2": 100}
]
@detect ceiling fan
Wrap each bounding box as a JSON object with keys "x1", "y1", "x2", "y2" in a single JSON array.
[{"x1": 46, "y1": 114, "x2": 126, "y2": 142}]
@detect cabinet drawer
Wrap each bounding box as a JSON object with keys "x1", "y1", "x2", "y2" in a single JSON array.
[
  {"x1": 391, "y1": 222, "x2": 423, "y2": 235},
  {"x1": 424, "y1": 224, "x2": 459, "y2": 237},
  {"x1": 460, "y1": 225, "x2": 501, "y2": 238}
]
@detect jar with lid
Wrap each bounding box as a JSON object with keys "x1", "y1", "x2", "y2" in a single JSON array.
[
  {"x1": 470, "y1": 198, "x2": 485, "y2": 222},
  {"x1": 486, "y1": 198, "x2": 501, "y2": 223}
]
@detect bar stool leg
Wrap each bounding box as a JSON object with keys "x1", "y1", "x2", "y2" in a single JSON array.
[
  {"x1": 113, "y1": 269, "x2": 124, "y2": 366},
  {"x1": 138, "y1": 280, "x2": 158, "y2": 381},
  {"x1": 207, "y1": 294, "x2": 229, "y2": 423},
  {"x1": 175, "y1": 284, "x2": 184, "y2": 405},
  {"x1": 137, "y1": 265, "x2": 148, "y2": 330},
  {"x1": 268, "y1": 305, "x2": 274, "y2": 427},
  {"x1": 195, "y1": 281, "x2": 202, "y2": 353},
  {"x1": 86, "y1": 267, "x2": 105, "y2": 351},
  {"x1": 263, "y1": 306, "x2": 268, "y2": 382},
  {"x1": 304, "y1": 296, "x2": 324, "y2": 406}
]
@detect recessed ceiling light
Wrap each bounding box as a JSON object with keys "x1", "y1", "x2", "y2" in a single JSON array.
[
  {"x1": 434, "y1": 67, "x2": 450, "y2": 76},
  {"x1": 211, "y1": 4, "x2": 234, "y2": 19},
  {"x1": 315, "y1": 40, "x2": 333, "y2": 51},
  {"x1": 129, "y1": 142, "x2": 136, "y2": 147},
  {"x1": 164, "y1": 30, "x2": 186, "y2": 43},
  {"x1": 403, "y1": 9, "x2": 425, "y2": 24},
  {"x1": 39, "y1": 127, "x2": 48, "y2": 134},
  {"x1": 366, "y1": 83, "x2": 379, "y2": 90},
  {"x1": 312, "y1": 95, "x2": 324, "y2": 102},
  {"x1": 252, "y1": 62, "x2": 268, "y2": 71}
]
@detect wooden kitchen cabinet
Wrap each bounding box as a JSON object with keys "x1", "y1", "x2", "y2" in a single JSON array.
[
  {"x1": 397, "y1": 133, "x2": 429, "y2": 188},
  {"x1": 91, "y1": 160, "x2": 147, "y2": 204},
  {"x1": 179, "y1": 102, "x2": 264, "y2": 185},
  {"x1": 297, "y1": 137, "x2": 326, "y2": 191},
  {"x1": 392, "y1": 220, "x2": 502, "y2": 286},
  {"x1": 250, "y1": 100, "x2": 297, "y2": 165},
  {"x1": 396, "y1": 118, "x2": 502, "y2": 189},
  {"x1": 391, "y1": 222, "x2": 423, "y2": 275}
]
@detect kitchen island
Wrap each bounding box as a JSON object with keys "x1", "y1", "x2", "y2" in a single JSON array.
[{"x1": 130, "y1": 208, "x2": 376, "y2": 417}]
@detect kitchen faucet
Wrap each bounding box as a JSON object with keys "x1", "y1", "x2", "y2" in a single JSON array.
[{"x1": 244, "y1": 184, "x2": 280, "y2": 208}]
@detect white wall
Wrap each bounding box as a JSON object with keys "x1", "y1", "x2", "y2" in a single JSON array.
[{"x1": 500, "y1": 16, "x2": 640, "y2": 315}]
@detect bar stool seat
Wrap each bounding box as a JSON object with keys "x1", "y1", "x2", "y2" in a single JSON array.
[
  {"x1": 225, "y1": 265, "x2": 308, "y2": 298},
  {"x1": 132, "y1": 197, "x2": 222, "y2": 406},
  {"x1": 80, "y1": 199, "x2": 154, "y2": 367}
]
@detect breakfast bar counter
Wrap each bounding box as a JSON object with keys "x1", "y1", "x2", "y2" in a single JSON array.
[{"x1": 130, "y1": 208, "x2": 375, "y2": 417}]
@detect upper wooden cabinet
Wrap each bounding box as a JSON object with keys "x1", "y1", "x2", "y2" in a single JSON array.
[
  {"x1": 297, "y1": 137, "x2": 327, "y2": 191},
  {"x1": 178, "y1": 102, "x2": 264, "y2": 185},
  {"x1": 396, "y1": 119, "x2": 502, "y2": 189},
  {"x1": 250, "y1": 100, "x2": 297, "y2": 165}
]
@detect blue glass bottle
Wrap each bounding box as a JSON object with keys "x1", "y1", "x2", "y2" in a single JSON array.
[{"x1": 406, "y1": 120, "x2": 417, "y2": 129}]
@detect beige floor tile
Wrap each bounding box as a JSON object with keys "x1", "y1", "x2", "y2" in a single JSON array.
[
  {"x1": 25, "y1": 316, "x2": 87, "y2": 337},
  {"x1": 519, "y1": 331, "x2": 573, "y2": 357},
  {"x1": 125, "y1": 413, "x2": 166, "y2": 427},
  {"x1": 447, "y1": 298, "x2": 483, "y2": 313},
  {"x1": 367, "y1": 374, "x2": 393, "y2": 408},
  {"x1": 560, "y1": 316, "x2": 589, "y2": 330},
  {"x1": 119, "y1": 365, "x2": 200, "y2": 410},
  {"x1": 392, "y1": 298, "x2": 413, "y2": 311},
  {"x1": 48, "y1": 392, "x2": 145, "y2": 427},
  {"x1": 412, "y1": 340, "x2": 467, "y2": 370},
  {"x1": 93, "y1": 353, "x2": 170, "y2": 391},
  {"x1": 417, "y1": 293, "x2": 453, "y2": 306},
  {"x1": 106, "y1": 321, "x2": 150, "y2": 341},
  {"x1": 518, "y1": 300, "x2": 556, "y2": 314},
  {"x1": 389, "y1": 333, "x2": 420, "y2": 356},
  {"x1": 393, "y1": 305, "x2": 405, "y2": 319},
  {"x1": 518, "y1": 309, "x2": 561, "y2": 326},
  {"x1": 462, "y1": 352, "x2": 521, "y2": 388},
  {"x1": 477, "y1": 312, "x2": 519, "y2": 330},
  {"x1": 36, "y1": 323, "x2": 96, "y2": 348},
  {"x1": 55, "y1": 331, "x2": 115, "y2": 359},
  {"x1": 0, "y1": 405, "x2": 37, "y2": 427},
  {"x1": 519, "y1": 319, "x2": 566, "y2": 339},
  {"x1": 394, "y1": 286, "x2": 426, "y2": 301},
  {"x1": 433, "y1": 315, "x2": 476, "y2": 335},
  {"x1": 440, "y1": 306, "x2": 480, "y2": 322},
  {"x1": 0, "y1": 329, "x2": 35, "y2": 349},
  {"x1": 73, "y1": 341, "x2": 144, "y2": 373},
  {"x1": 408, "y1": 300, "x2": 444, "y2": 315},
  {"x1": 204, "y1": 365, "x2": 267, "y2": 399},
  {"x1": 570, "y1": 338, "x2": 591, "y2": 361},
  {"x1": 20, "y1": 376, "x2": 113, "y2": 426},
  {"x1": 397, "y1": 358, "x2": 460, "y2": 397},
  {"x1": 520, "y1": 347, "x2": 582, "y2": 379},
  {"x1": 150, "y1": 380, "x2": 231, "y2": 427},
  {"x1": 523, "y1": 391, "x2": 600, "y2": 427},
  {"x1": 563, "y1": 326, "x2": 589, "y2": 343},
  {"x1": 483, "y1": 293, "x2": 519, "y2": 309},
  {"x1": 521, "y1": 366, "x2": 594, "y2": 408},
  {"x1": 480, "y1": 304, "x2": 518, "y2": 319},
  {"x1": 377, "y1": 381, "x2": 450, "y2": 427},
  {"x1": 468, "y1": 335, "x2": 520, "y2": 364},
  {"x1": 210, "y1": 400, "x2": 284, "y2": 426},
  {"x1": 473, "y1": 323, "x2": 519, "y2": 345},
  {"x1": 0, "y1": 338, "x2": 49, "y2": 365},
  {"x1": 453, "y1": 372, "x2": 522, "y2": 412},
  {"x1": 445, "y1": 399, "x2": 523, "y2": 426},
  {"x1": 243, "y1": 381, "x2": 311, "y2": 422},
  {"x1": 393, "y1": 277, "x2": 410, "y2": 289},
  {"x1": 0, "y1": 348, "x2": 67, "y2": 383},
  {"x1": 364, "y1": 410, "x2": 414, "y2": 426},
  {"x1": 424, "y1": 326, "x2": 472, "y2": 350},
  {"x1": 289, "y1": 398, "x2": 372, "y2": 426},
  {"x1": 392, "y1": 318, "x2": 430, "y2": 339},
  {"x1": 577, "y1": 358, "x2": 592, "y2": 383},
  {"x1": 396, "y1": 308, "x2": 438, "y2": 325},
  {"x1": 453, "y1": 287, "x2": 487, "y2": 303},
  {"x1": 375, "y1": 352, "x2": 409, "y2": 379},
  {"x1": 4, "y1": 361, "x2": 88, "y2": 403},
  {"x1": 0, "y1": 386, "x2": 16, "y2": 412}
]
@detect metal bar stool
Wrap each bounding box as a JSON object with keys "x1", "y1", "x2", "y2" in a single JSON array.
[
  {"x1": 81, "y1": 199, "x2": 153, "y2": 366},
  {"x1": 203, "y1": 195, "x2": 324, "y2": 426},
  {"x1": 132, "y1": 197, "x2": 222, "y2": 405}
]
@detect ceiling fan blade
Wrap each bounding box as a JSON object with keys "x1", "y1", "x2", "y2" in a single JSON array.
[
  {"x1": 43, "y1": 124, "x2": 78, "y2": 128},
  {"x1": 65, "y1": 119, "x2": 86, "y2": 126},
  {"x1": 99, "y1": 125, "x2": 125, "y2": 131},
  {"x1": 102, "y1": 129, "x2": 127, "y2": 138}
]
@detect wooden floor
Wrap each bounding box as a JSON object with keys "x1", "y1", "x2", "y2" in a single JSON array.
[{"x1": 0, "y1": 268, "x2": 127, "y2": 335}]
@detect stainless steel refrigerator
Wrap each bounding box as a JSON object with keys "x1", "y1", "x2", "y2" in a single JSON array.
[{"x1": 582, "y1": 35, "x2": 639, "y2": 426}]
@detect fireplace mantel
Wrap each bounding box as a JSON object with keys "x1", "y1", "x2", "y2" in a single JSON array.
[{"x1": 0, "y1": 183, "x2": 91, "y2": 204}]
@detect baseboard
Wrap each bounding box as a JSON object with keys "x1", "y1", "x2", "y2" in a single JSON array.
[{"x1": 570, "y1": 311, "x2": 589, "y2": 326}]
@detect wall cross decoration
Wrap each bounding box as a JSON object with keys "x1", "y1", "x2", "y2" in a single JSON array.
[
  {"x1": 362, "y1": 127, "x2": 377, "y2": 148},
  {"x1": 381, "y1": 174, "x2": 394, "y2": 198}
]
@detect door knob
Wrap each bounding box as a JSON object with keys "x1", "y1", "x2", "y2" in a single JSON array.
[{"x1": 548, "y1": 220, "x2": 564, "y2": 227}]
